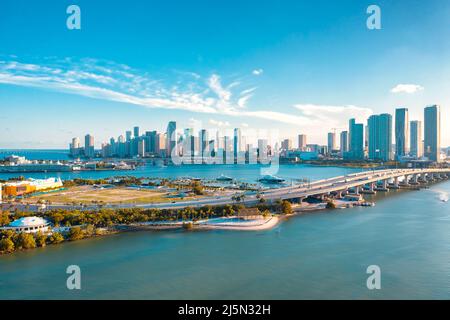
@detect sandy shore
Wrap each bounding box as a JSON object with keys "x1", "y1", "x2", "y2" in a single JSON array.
[{"x1": 195, "y1": 216, "x2": 280, "y2": 231}]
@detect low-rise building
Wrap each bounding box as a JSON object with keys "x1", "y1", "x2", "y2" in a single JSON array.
[
  {"x1": 2, "y1": 178, "x2": 63, "y2": 197},
  {"x1": 1, "y1": 216, "x2": 50, "y2": 233}
]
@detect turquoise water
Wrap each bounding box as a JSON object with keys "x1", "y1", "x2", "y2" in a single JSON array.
[
  {"x1": 201, "y1": 217, "x2": 245, "y2": 224},
  {"x1": 0, "y1": 160, "x2": 362, "y2": 183},
  {"x1": 1, "y1": 167, "x2": 449, "y2": 299},
  {"x1": 0, "y1": 149, "x2": 71, "y2": 161}
]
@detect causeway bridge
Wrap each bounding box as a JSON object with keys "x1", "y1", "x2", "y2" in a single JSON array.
[
  {"x1": 137, "y1": 168, "x2": 450, "y2": 209},
  {"x1": 6, "y1": 168, "x2": 450, "y2": 212}
]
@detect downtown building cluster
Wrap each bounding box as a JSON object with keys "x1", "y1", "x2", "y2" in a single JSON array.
[
  {"x1": 326, "y1": 104, "x2": 442, "y2": 163},
  {"x1": 70, "y1": 122, "x2": 276, "y2": 164},
  {"x1": 69, "y1": 104, "x2": 443, "y2": 164}
]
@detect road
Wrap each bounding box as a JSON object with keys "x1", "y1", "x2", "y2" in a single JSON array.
[{"x1": 3, "y1": 168, "x2": 450, "y2": 212}]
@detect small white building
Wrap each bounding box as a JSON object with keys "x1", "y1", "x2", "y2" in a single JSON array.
[{"x1": 2, "y1": 216, "x2": 50, "y2": 233}]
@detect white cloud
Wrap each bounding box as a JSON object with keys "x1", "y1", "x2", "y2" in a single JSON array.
[
  {"x1": 252, "y1": 69, "x2": 264, "y2": 76},
  {"x1": 0, "y1": 57, "x2": 373, "y2": 135},
  {"x1": 208, "y1": 74, "x2": 231, "y2": 101},
  {"x1": 391, "y1": 84, "x2": 424, "y2": 94},
  {"x1": 240, "y1": 87, "x2": 257, "y2": 95},
  {"x1": 237, "y1": 94, "x2": 252, "y2": 108},
  {"x1": 209, "y1": 119, "x2": 230, "y2": 127},
  {"x1": 293, "y1": 104, "x2": 373, "y2": 125}
]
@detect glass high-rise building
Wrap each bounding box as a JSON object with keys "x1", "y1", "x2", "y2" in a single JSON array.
[
  {"x1": 340, "y1": 131, "x2": 348, "y2": 154},
  {"x1": 347, "y1": 118, "x2": 364, "y2": 160},
  {"x1": 133, "y1": 126, "x2": 140, "y2": 138},
  {"x1": 395, "y1": 108, "x2": 409, "y2": 160},
  {"x1": 368, "y1": 113, "x2": 393, "y2": 161},
  {"x1": 233, "y1": 128, "x2": 241, "y2": 161},
  {"x1": 166, "y1": 121, "x2": 177, "y2": 158},
  {"x1": 200, "y1": 129, "x2": 209, "y2": 160},
  {"x1": 410, "y1": 120, "x2": 423, "y2": 159},
  {"x1": 327, "y1": 132, "x2": 336, "y2": 153},
  {"x1": 126, "y1": 131, "x2": 132, "y2": 142},
  {"x1": 145, "y1": 131, "x2": 157, "y2": 153},
  {"x1": 424, "y1": 105, "x2": 441, "y2": 162}
]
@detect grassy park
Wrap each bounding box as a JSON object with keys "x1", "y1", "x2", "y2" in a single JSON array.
[{"x1": 22, "y1": 185, "x2": 202, "y2": 205}]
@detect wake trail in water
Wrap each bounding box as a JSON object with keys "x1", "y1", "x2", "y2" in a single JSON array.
[{"x1": 432, "y1": 189, "x2": 449, "y2": 202}]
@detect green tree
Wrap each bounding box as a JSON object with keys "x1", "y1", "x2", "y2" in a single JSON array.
[
  {"x1": 0, "y1": 211, "x2": 11, "y2": 226},
  {"x1": 192, "y1": 182, "x2": 204, "y2": 195},
  {"x1": 85, "y1": 224, "x2": 95, "y2": 236},
  {"x1": 0, "y1": 229, "x2": 15, "y2": 240},
  {"x1": 15, "y1": 233, "x2": 36, "y2": 249},
  {"x1": 35, "y1": 232, "x2": 47, "y2": 247},
  {"x1": 68, "y1": 227, "x2": 84, "y2": 241},
  {"x1": 0, "y1": 238, "x2": 15, "y2": 253},
  {"x1": 48, "y1": 232, "x2": 65, "y2": 244},
  {"x1": 51, "y1": 213, "x2": 65, "y2": 227},
  {"x1": 182, "y1": 222, "x2": 193, "y2": 230},
  {"x1": 281, "y1": 200, "x2": 293, "y2": 215},
  {"x1": 326, "y1": 201, "x2": 336, "y2": 209}
]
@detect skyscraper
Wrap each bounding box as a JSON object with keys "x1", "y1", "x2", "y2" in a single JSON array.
[
  {"x1": 126, "y1": 131, "x2": 132, "y2": 142},
  {"x1": 215, "y1": 130, "x2": 222, "y2": 150},
  {"x1": 166, "y1": 121, "x2": 177, "y2": 158},
  {"x1": 70, "y1": 137, "x2": 82, "y2": 157},
  {"x1": 281, "y1": 139, "x2": 292, "y2": 151},
  {"x1": 109, "y1": 137, "x2": 116, "y2": 156},
  {"x1": 257, "y1": 139, "x2": 268, "y2": 162},
  {"x1": 138, "y1": 139, "x2": 145, "y2": 157},
  {"x1": 84, "y1": 134, "x2": 95, "y2": 158},
  {"x1": 223, "y1": 136, "x2": 232, "y2": 163},
  {"x1": 347, "y1": 119, "x2": 364, "y2": 160},
  {"x1": 410, "y1": 120, "x2": 423, "y2": 159},
  {"x1": 117, "y1": 135, "x2": 126, "y2": 158},
  {"x1": 155, "y1": 133, "x2": 166, "y2": 157},
  {"x1": 133, "y1": 126, "x2": 140, "y2": 138},
  {"x1": 340, "y1": 131, "x2": 348, "y2": 154},
  {"x1": 233, "y1": 128, "x2": 241, "y2": 162},
  {"x1": 395, "y1": 108, "x2": 409, "y2": 160},
  {"x1": 348, "y1": 118, "x2": 355, "y2": 150},
  {"x1": 298, "y1": 134, "x2": 307, "y2": 150},
  {"x1": 424, "y1": 105, "x2": 441, "y2": 162},
  {"x1": 72, "y1": 137, "x2": 80, "y2": 149},
  {"x1": 200, "y1": 129, "x2": 209, "y2": 160},
  {"x1": 368, "y1": 113, "x2": 393, "y2": 161},
  {"x1": 145, "y1": 131, "x2": 157, "y2": 153},
  {"x1": 327, "y1": 132, "x2": 336, "y2": 153}
]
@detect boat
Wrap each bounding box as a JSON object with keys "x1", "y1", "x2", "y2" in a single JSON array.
[
  {"x1": 217, "y1": 174, "x2": 233, "y2": 182},
  {"x1": 361, "y1": 202, "x2": 376, "y2": 207},
  {"x1": 258, "y1": 175, "x2": 285, "y2": 184}
]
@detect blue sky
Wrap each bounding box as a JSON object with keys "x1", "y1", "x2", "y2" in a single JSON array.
[{"x1": 0, "y1": 0, "x2": 449, "y2": 148}]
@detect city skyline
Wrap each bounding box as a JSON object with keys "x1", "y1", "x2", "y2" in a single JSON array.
[
  {"x1": 0, "y1": 0, "x2": 449, "y2": 148},
  {"x1": 67, "y1": 104, "x2": 445, "y2": 164}
]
